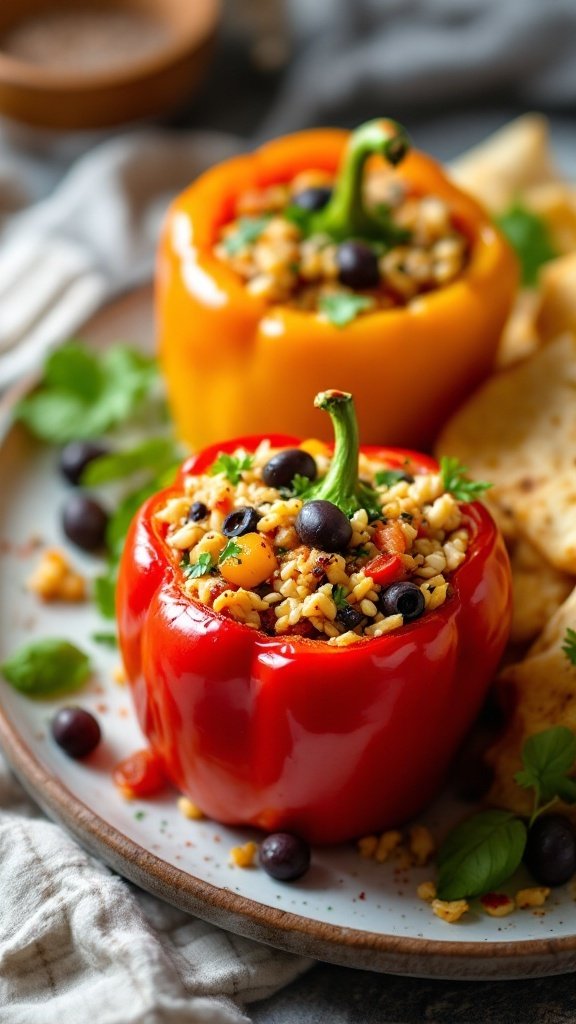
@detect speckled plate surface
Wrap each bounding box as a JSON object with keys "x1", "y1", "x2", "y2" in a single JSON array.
[{"x1": 1, "y1": 288, "x2": 576, "y2": 981}]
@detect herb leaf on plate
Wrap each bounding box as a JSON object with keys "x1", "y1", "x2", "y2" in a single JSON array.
[
  {"x1": 514, "y1": 725, "x2": 576, "y2": 808},
  {"x1": 437, "y1": 810, "x2": 527, "y2": 901},
  {"x1": 1, "y1": 638, "x2": 91, "y2": 697},
  {"x1": 496, "y1": 201, "x2": 557, "y2": 286},
  {"x1": 82, "y1": 437, "x2": 182, "y2": 486}
]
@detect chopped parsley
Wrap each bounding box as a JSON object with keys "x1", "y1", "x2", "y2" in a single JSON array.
[
  {"x1": 562, "y1": 628, "x2": 576, "y2": 667},
  {"x1": 219, "y1": 539, "x2": 242, "y2": 564},
  {"x1": 223, "y1": 216, "x2": 271, "y2": 256},
  {"x1": 332, "y1": 585, "x2": 348, "y2": 608},
  {"x1": 182, "y1": 552, "x2": 214, "y2": 579},
  {"x1": 209, "y1": 452, "x2": 253, "y2": 485},
  {"x1": 440, "y1": 456, "x2": 492, "y2": 502},
  {"x1": 375, "y1": 468, "x2": 411, "y2": 488},
  {"x1": 496, "y1": 201, "x2": 557, "y2": 286},
  {"x1": 319, "y1": 293, "x2": 376, "y2": 328}
]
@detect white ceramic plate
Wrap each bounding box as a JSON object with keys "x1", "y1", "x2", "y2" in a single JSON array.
[{"x1": 1, "y1": 288, "x2": 575, "y2": 981}]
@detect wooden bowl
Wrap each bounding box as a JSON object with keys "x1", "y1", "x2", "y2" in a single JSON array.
[{"x1": 0, "y1": 0, "x2": 220, "y2": 130}]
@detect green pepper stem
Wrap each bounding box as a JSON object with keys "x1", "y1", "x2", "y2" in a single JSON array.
[{"x1": 313, "y1": 119, "x2": 410, "y2": 241}]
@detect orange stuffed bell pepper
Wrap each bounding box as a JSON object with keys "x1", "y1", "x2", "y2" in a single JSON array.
[
  {"x1": 157, "y1": 118, "x2": 518, "y2": 450},
  {"x1": 116, "y1": 390, "x2": 512, "y2": 844}
]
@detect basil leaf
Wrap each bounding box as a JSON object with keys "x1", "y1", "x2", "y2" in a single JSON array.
[
  {"x1": 496, "y1": 202, "x2": 557, "y2": 286},
  {"x1": 514, "y1": 726, "x2": 576, "y2": 804},
  {"x1": 319, "y1": 293, "x2": 376, "y2": 328},
  {"x1": 437, "y1": 810, "x2": 527, "y2": 900},
  {"x1": 1, "y1": 639, "x2": 91, "y2": 697},
  {"x1": 562, "y1": 628, "x2": 576, "y2": 666},
  {"x1": 93, "y1": 566, "x2": 118, "y2": 620},
  {"x1": 82, "y1": 438, "x2": 182, "y2": 486}
]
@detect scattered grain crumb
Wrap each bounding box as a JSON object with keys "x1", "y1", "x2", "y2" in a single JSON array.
[
  {"x1": 357, "y1": 835, "x2": 378, "y2": 858},
  {"x1": 480, "y1": 893, "x2": 515, "y2": 917},
  {"x1": 177, "y1": 796, "x2": 205, "y2": 821},
  {"x1": 27, "y1": 548, "x2": 86, "y2": 602},
  {"x1": 113, "y1": 664, "x2": 127, "y2": 685},
  {"x1": 409, "y1": 825, "x2": 436, "y2": 866},
  {"x1": 515, "y1": 886, "x2": 551, "y2": 909},
  {"x1": 432, "y1": 898, "x2": 469, "y2": 923},
  {"x1": 417, "y1": 881, "x2": 437, "y2": 902},
  {"x1": 375, "y1": 830, "x2": 403, "y2": 863},
  {"x1": 229, "y1": 841, "x2": 258, "y2": 868}
]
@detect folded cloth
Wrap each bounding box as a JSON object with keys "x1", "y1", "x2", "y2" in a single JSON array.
[{"x1": 0, "y1": 753, "x2": 312, "y2": 1024}]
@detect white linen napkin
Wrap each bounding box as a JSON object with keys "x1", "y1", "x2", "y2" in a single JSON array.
[{"x1": 0, "y1": 753, "x2": 312, "y2": 1024}]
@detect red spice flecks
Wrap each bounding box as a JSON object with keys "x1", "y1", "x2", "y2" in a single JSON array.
[
  {"x1": 358, "y1": 891, "x2": 366, "y2": 900},
  {"x1": 481, "y1": 892, "x2": 511, "y2": 909}
]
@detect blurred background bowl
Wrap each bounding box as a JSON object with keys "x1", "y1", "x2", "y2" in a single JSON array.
[{"x1": 0, "y1": 0, "x2": 220, "y2": 131}]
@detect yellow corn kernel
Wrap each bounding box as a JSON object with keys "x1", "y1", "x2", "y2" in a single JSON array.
[
  {"x1": 357, "y1": 835, "x2": 378, "y2": 859},
  {"x1": 515, "y1": 886, "x2": 551, "y2": 909},
  {"x1": 177, "y1": 796, "x2": 205, "y2": 821},
  {"x1": 229, "y1": 841, "x2": 258, "y2": 868},
  {"x1": 409, "y1": 825, "x2": 436, "y2": 866},
  {"x1": 432, "y1": 898, "x2": 469, "y2": 923},
  {"x1": 417, "y1": 881, "x2": 437, "y2": 902},
  {"x1": 219, "y1": 533, "x2": 278, "y2": 588}
]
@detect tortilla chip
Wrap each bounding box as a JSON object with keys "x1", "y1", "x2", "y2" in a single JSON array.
[
  {"x1": 486, "y1": 587, "x2": 576, "y2": 820},
  {"x1": 509, "y1": 539, "x2": 574, "y2": 645},
  {"x1": 436, "y1": 333, "x2": 576, "y2": 566},
  {"x1": 537, "y1": 252, "x2": 576, "y2": 341},
  {"x1": 450, "y1": 114, "x2": 559, "y2": 214},
  {"x1": 496, "y1": 289, "x2": 541, "y2": 369}
]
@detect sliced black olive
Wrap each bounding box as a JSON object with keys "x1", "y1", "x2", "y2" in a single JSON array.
[
  {"x1": 295, "y1": 500, "x2": 352, "y2": 552},
  {"x1": 188, "y1": 501, "x2": 208, "y2": 522},
  {"x1": 222, "y1": 506, "x2": 260, "y2": 538},
  {"x1": 259, "y1": 832, "x2": 311, "y2": 881},
  {"x1": 62, "y1": 493, "x2": 108, "y2": 552},
  {"x1": 336, "y1": 240, "x2": 380, "y2": 289},
  {"x1": 380, "y1": 581, "x2": 425, "y2": 622},
  {"x1": 336, "y1": 603, "x2": 363, "y2": 631},
  {"x1": 524, "y1": 814, "x2": 576, "y2": 887},
  {"x1": 59, "y1": 441, "x2": 109, "y2": 486},
  {"x1": 262, "y1": 449, "x2": 317, "y2": 489},
  {"x1": 51, "y1": 707, "x2": 101, "y2": 759},
  {"x1": 291, "y1": 187, "x2": 332, "y2": 212}
]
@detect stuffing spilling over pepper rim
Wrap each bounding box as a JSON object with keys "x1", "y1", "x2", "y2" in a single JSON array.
[
  {"x1": 214, "y1": 119, "x2": 470, "y2": 321},
  {"x1": 155, "y1": 390, "x2": 483, "y2": 645}
]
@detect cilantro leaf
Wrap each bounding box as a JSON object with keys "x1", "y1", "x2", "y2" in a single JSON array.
[
  {"x1": 223, "y1": 216, "x2": 271, "y2": 255},
  {"x1": 219, "y1": 539, "x2": 242, "y2": 564},
  {"x1": 437, "y1": 810, "x2": 527, "y2": 901},
  {"x1": 375, "y1": 469, "x2": 411, "y2": 488},
  {"x1": 82, "y1": 438, "x2": 182, "y2": 486},
  {"x1": 16, "y1": 342, "x2": 158, "y2": 443},
  {"x1": 440, "y1": 456, "x2": 492, "y2": 502},
  {"x1": 319, "y1": 293, "x2": 376, "y2": 328},
  {"x1": 182, "y1": 552, "x2": 214, "y2": 579},
  {"x1": 514, "y1": 726, "x2": 576, "y2": 806},
  {"x1": 1, "y1": 638, "x2": 91, "y2": 697},
  {"x1": 291, "y1": 473, "x2": 312, "y2": 497},
  {"x1": 332, "y1": 585, "x2": 347, "y2": 608},
  {"x1": 496, "y1": 201, "x2": 557, "y2": 286},
  {"x1": 209, "y1": 452, "x2": 253, "y2": 485},
  {"x1": 562, "y1": 628, "x2": 576, "y2": 666}
]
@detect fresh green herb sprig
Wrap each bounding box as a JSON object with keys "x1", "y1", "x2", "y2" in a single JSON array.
[
  {"x1": 375, "y1": 468, "x2": 410, "y2": 488},
  {"x1": 496, "y1": 201, "x2": 557, "y2": 287},
  {"x1": 332, "y1": 585, "x2": 348, "y2": 608},
  {"x1": 16, "y1": 343, "x2": 158, "y2": 444},
  {"x1": 82, "y1": 437, "x2": 181, "y2": 486},
  {"x1": 181, "y1": 539, "x2": 243, "y2": 580},
  {"x1": 436, "y1": 726, "x2": 576, "y2": 900},
  {"x1": 209, "y1": 452, "x2": 254, "y2": 485},
  {"x1": 562, "y1": 628, "x2": 576, "y2": 666},
  {"x1": 440, "y1": 456, "x2": 492, "y2": 502},
  {"x1": 223, "y1": 216, "x2": 271, "y2": 256},
  {"x1": 1, "y1": 638, "x2": 91, "y2": 697},
  {"x1": 319, "y1": 293, "x2": 376, "y2": 328}
]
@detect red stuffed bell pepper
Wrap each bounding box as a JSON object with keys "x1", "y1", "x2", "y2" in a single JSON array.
[{"x1": 117, "y1": 392, "x2": 511, "y2": 845}]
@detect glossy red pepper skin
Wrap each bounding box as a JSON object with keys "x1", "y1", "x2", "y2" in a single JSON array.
[{"x1": 117, "y1": 435, "x2": 512, "y2": 845}]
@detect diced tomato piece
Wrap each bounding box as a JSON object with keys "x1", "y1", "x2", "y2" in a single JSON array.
[
  {"x1": 364, "y1": 553, "x2": 406, "y2": 585},
  {"x1": 113, "y1": 748, "x2": 167, "y2": 799},
  {"x1": 373, "y1": 521, "x2": 407, "y2": 555}
]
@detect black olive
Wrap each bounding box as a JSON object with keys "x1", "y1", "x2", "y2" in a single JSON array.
[
  {"x1": 291, "y1": 186, "x2": 332, "y2": 212},
  {"x1": 259, "y1": 832, "x2": 311, "y2": 881},
  {"x1": 380, "y1": 581, "x2": 425, "y2": 622},
  {"x1": 62, "y1": 493, "x2": 108, "y2": 552},
  {"x1": 336, "y1": 603, "x2": 363, "y2": 631},
  {"x1": 188, "y1": 501, "x2": 208, "y2": 522},
  {"x1": 336, "y1": 241, "x2": 380, "y2": 289},
  {"x1": 262, "y1": 449, "x2": 317, "y2": 489},
  {"x1": 222, "y1": 506, "x2": 260, "y2": 538},
  {"x1": 295, "y1": 500, "x2": 352, "y2": 551},
  {"x1": 51, "y1": 707, "x2": 101, "y2": 759},
  {"x1": 59, "y1": 441, "x2": 109, "y2": 486},
  {"x1": 524, "y1": 814, "x2": 576, "y2": 887}
]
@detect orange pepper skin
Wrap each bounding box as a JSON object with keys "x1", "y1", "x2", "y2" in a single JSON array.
[
  {"x1": 117, "y1": 435, "x2": 512, "y2": 845},
  {"x1": 157, "y1": 129, "x2": 518, "y2": 451}
]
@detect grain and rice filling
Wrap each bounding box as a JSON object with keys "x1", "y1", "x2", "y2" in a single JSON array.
[{"x1": 155, "y1": 435, "x2": 470, "y2": 647}]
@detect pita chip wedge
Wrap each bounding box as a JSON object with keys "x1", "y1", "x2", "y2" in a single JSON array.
[
  {"x1": 436, "y1": 332, "x2": 576, "y2": 565},
  {"x1": 486, "y1": 586, "x2": 576, "y2": 821},
  {"x1": 509, "y1": 538, "x2": 574, "y2": 646}
]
